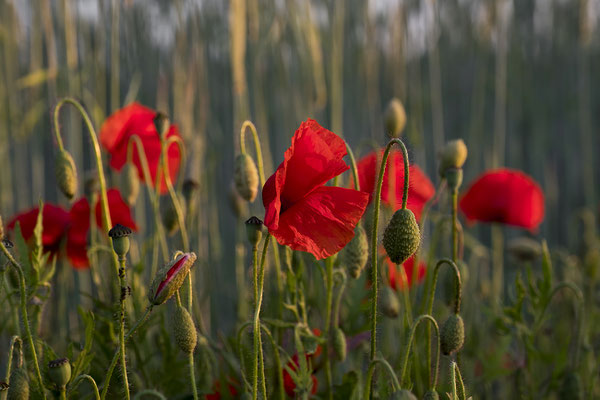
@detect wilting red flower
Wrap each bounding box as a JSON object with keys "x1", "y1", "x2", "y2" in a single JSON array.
[
  {"x1": 283, "y1": 354, "x2": 318, "y2": 398},
  {"x1": 263, "y1": 119, "x2": 369, "y2": 259},
  {"x1": 7, "y1": 204, "x2": 70, "y2": 258},
  {"x1": 459, "y1": 169, "x2": 544, "y2": 231},
  {"x1": 355, "y1": 150, "x2": 435, "y2": 221},
  {"x1": 67, "y1": 189, "x2": 138, "y2": 268},
  {"x1": 386, "y1": 255, "x2": 426, "y2": 290},
  {"x1": 99, "y1": 102, "x2": 182, "y2": 194}
]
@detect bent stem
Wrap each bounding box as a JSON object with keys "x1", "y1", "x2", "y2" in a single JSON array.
[
  {"x1": 363, "y1": 357, "x2": 402, "y2": 399},
  {"x1": 71, "y1": 375, "x2": 101, "y2": 400},
  {"x1": 252, "y1": 234, "x2": 271, "y2": 400},
  {"x1": 399, "y1": 315, "x2": 440, "y2": 390},
  {"x1": 0, "y1": 243, "x2": 46, "y2": 399},
  {"x1": 426, "y1": 258, "x2": 462, "y2": 316}
]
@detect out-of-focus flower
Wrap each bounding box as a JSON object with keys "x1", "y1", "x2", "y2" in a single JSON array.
[
  {"x1": 282, "y1": 354, "x2": 318, "y2": 398},
  {"x1": 386, "y1": 255, "x2": 426, "y2": 290},
  {"x1": 99, "y1": 103, "x2": 182, "y2": 194},
  {"x1": 263, "y1": 119, "x2": 369, "y2": 259},
  {"x1": 205, "y1": 379, "x2": 238, "y2": 400}
]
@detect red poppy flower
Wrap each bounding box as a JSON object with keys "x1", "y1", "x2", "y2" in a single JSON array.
[
  {"x1": 6, "y1": 204, "x2": 70, "y2": 258},
  {"x1": 263, "y1": 119, "x2": 369, "y2": 259},
  {"x1": 386, "y1": 255, "x2": 426, "y2": 290},
  {"x1": 459, "y1": 168, "x2": 544, "y2": 231},
  {"x1": 355, "y1": 150, "x2": 435, "y2": 221},
  {"x1": 99, "y1": 102, "x2": 182, "y2": 194},
  {"x1": 283, "y1": 354, "x2": 318, "y2": 398},
  {"x1": 67, "y1": 189, "x2": 138, "y2": 268}
]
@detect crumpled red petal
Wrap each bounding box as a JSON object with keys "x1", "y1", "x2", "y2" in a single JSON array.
[
  {"x1": 7, "y1": 204, "x2": 70, "y2": 256},
  {"x1": 94, "y1": 189, "x2": 138, "y2": 231}
]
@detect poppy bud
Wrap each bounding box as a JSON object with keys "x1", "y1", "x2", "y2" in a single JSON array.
[
  {"x1": 182, "y1": 179, "x2": 199, "y2": 216},
  {"x1": 148, "y1": 252, "x2": 197, "y2": 305},
  {"x1": 391, "y1": 389, "x2": 418, "y2": 400},
  {"x1": 228, "y1": 182, "x2": 248, "y2": 219},
  {"x1": 122, "y1": 163, "x2": 140, "y2": 206},
  {"x1": 6, "y1": 368, "x2": 28, "y2": 400},
  {"x1": 384, "y1": 98, "x2": 407, "y2": 138},
  {"x1": 559, "y1": 371, "x2": 583, "y2": 400},
  {"x1": 507, "y1": 237, "x2": 542, "y2": 263},
  {"x1": 162, "y1": 199, "x2": 185, "y2": 236},
  {"x1": 84, "y1": 175, "x2": 99, "y2": 202},
  {"x1": 380, "y1": 286, "x2": 401, "y2": 318},
  {"x1": 245, "y1": 216, "x2": 264, "y2": 246},
  {"x1": 48, "y1": 358, "x2": 71, "y2": 388},
  {"x1": 332, "y1": 327, "x2": 347, "y2": 361},
  {"x1": 444, "y1": 168, "x2": 463, "y2": 192},
  {"x1": 438, "y1": 139, "x2": 467, "y2": 175},
  {"x1": 234, "y1": 154, "x2": 259, "y2": 202},
  {"x1": 172, "y1": 305, "x2": 197, "y2": 354},
  {"x1": 423, "y1": 390, "x2": 439, "y2": 400},
  {"x1": 383, "y1": 209, "x2": 420, "y2": 265},
  {"x1": 55, "y1": 149, "x2": 78, "y2": 200},
  {"x1": 341, "y1": 224, "x2": 369, "y2": 279},
  {"x1": 153, "y1": 112, "x2": 170, "y2": 137},
  {"x1": 108, "y1": 224, "x2": 132, "y2": 258},
  {"x1": 440, "y1": 314, "x2": 465, "y2": 355}
]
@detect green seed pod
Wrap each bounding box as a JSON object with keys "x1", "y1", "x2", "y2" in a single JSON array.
[
  {"x1": 423, "y1": 389, "x2": 439, "y2": 400},
  {"x1": 507, "y1": 237, "x2": 542, "y2": 263},
  {"x1": 122, "y1": 163, "x2": 140, "y2": 206},
  {"x1": 559, "y1": 371, "x2": 583, "y2": 400},
  {"x1": 148, "y1": 252, "x2": 197, "y2": 305},
  {"x1": 7, "y1": 368, "x2": 28, "y2": 400},
  {"x1": 383, "y1": 208, "x2": 420, "y2": 265},
  {"x1": 234, "y1": 154, "x2": 259, "y2": 202},
  {"x1": 173, "y1": 305, "x2": 197, "y2": 354},
  {"x1": 48, "y1": 358, "x2": 71, "y2": 388},
  {"x1": 153, "y1": 112, "x2": 170, "y2": 137},
  {"x1": 55, "y1": 149, "x2": 78, "y2": 200},
  {"x1": 440, "y1": 314, "x2": 465, "y2": 355},
  {"x1": 380, "y1": 286, "x2": 401, "y2": 318},
  {"x1": 444, "y1": 168, "x2": 463, "y2": 192},
  {"x1": 108, "y1": 224, "x2": 132, "y2": 258},
  {"x1": 438, "y1": 139, "x2": 468, "y2": 175},
  {"x1": 341, "y1": 224, "x2": 369, "y2": 279},
  {"x1": 390, "y1": 389, "x2": 417, "y2": 400},
  {"x1": 332, "y1": 327, "x2": 347, "y2": 361},
  {"x1": 384, "y1": 98, "x2": 407, "y2": 138},
  {"x1": 245, "y1": 216, "x2": 264, "y2": 246}
]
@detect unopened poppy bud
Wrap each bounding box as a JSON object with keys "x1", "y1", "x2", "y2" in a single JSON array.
[
  {"x1": 341, "y1": 224, "x2": 369, "y2": 279},
  {"x1": 182, "y1": 179, "x2": 199, "y2": 215},
  {"x1": 245, "y1": 216, "x2": 264, "y2": 246},
  {"x1": 122, "y1": 163, "x2": 140, "y2": 206},
  {"x1": 507, "y1": 237, "x2": 542, "y2": 263},
  {"x1": 48, "y1": 358, "x2": 71, "y2": 388},
  {"x1": 84, "y1": 175, "x2": 99, "y2": 202},
  {"x1": 148, "y1": 252, "x2": 197, "y2": 305},
  {"x1": 423, "y1": 390, "x2": 439, "y2": 400},
  {"x1": 234, "y1": 154, "x2": 259, "y2": 202},
  {"x1": 440, "y1": 314, "x2": 465, "y2": 355},
  {"x1": 380, "y1": 286, "x2": 401, "y2": 318},
  {"x1": 108, "y1": 224, "x2": 132, "y2": 258},
  {"x1": 559, "y1": 371, "x2": 582, "y2": 400},
  {"x1": 162, "y1": 199, "x2": 185, "y2": 236},
  {"x1": 384, "y1": 98, "x2": 407, "y2": 138},
  {"x1": 172, "y1": 305, "x2": 197, "y2": 354},
  {"x1": 332, "y1": 327, "x2": 347, "y2": 361},
  {"x1": 391, "y1": 389, "x2": 418, "y2": 400},
  {"x1": 439, "y1": 139, "x2": 468, "y2": 175},
  {"x1": 383, "y1": 209, "x2": 420, "y2": 265},
  {"x1": 444, "y1": 168, "x2": 463, "y2": 192},
  {"x1": 153, "y1": 112, "x2": 170, "y2": 137},
  {"x1": 7, "y1": 368, "x2": 28, "y2": 400},
  {"x1": 55, "y1": 149, "x2": 78, "y2": 200},
  {"x1": 228, "y1": 182, "x2": 248, "y2": 219}
]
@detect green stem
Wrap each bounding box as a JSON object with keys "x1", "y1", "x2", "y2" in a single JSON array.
[
  {"x1": 399, "y1": 315, "x2": 440, "y2": 389},
  {"x1": 71, "y1": 375, "x2": 101, "y2": 400},
  {"x1": 117, "y1": 257, "x2": 130, "y2": 400},
  {"x1": 451, "y1": 189, "x2": 458, "y2": 262},
  {"x1": 1, "y1": 336, "x2": 22, "y2": 400},
  {"x1": 491, "y1": 224, "x2": 503, "y2": 304},
  {"x1": 323, "y1": 256, "x2": 334, "y2": 400},
  {"x1": 345, "y1": 142, "x2": 360, "y2": 191},
  {"x1": 450, "y1": 362, "x2": 458, "y2": 400},
  {"x1": 453, "y1": 362, "x2": 466, "y2": 400},
  {"x1": 426, "y1": 258, "x2": 462, "y2": 316},
  {"x1": 252, "y1": 235, "x2": 271, "y2": 400},
  {"x1": 333, "y1": 270, "x2": 347, "y2": 327},
  {"x1": 188, "y1": 352, "x2": 198, "y2": 400},
  {"x1": 59, "y1": 387, "x2": 67, "y2": 400},
  {"x1": 363, "y1": 358, "x2": 402, "y2": 399},
  {"x1": 0, "y1": 242, "x2": 46, "y2": 399},
  {"x1": 132, "y1": 389, "x2": 167, "y2": 400}
]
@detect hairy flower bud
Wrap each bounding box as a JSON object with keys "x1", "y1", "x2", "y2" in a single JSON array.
[
  {"x1": 48, "y1": 358, "x2": 71, "y2": 388},
  {"x1": 162, "y1": 198, "x2": 185, "y2": 236},
  {"x1": 7, "y1": 368, "x2": 28, "y2": 400},
  {"x1": 440, "y1": 314, "x2": 465, "y2": 355},
  {"x1": 153, "y1": 112, "x2": 170, "y2": 137},
  {"x1": 391, "y1": 389, "x2": 418, "y2": 400},
  {"x1": 55, "y1": 149, "x2": 78, "y2": 200},
  {"x1": 228, "y1": 182, "x2": 248, "y2": 219},
  {"x1": 341, "y1": 224, "x2": 369, "y2": 279},
  {"x1": 182, "y1": 179, "x2": 199, "y2": 217},
  {"x1": 380, "y1": 286, "x2": 401, "y2": 318},
  {"x1": 507, "y1": 237, "x2": 542, "y2": 263},
  {"x1": 423, "y1": 390, "x2": 439, "y2": 400},
  {"x1": 245, "y1": 216, "x2": 264, "y2": 246},
  {"x1": 384, "y1": 98, "x2": 407, "y2": 138},
  {"x1": 173, "y1": 305, "x2": 197, "y2": 354},
  {"x1": 332, "y1": 327, "x2": 347, "y2": 361},
  {"x1": 383, "y1": 209, "x2": 420, "y2": 265},
  {"x1": 234, "y1": 154, "x2": 259, "y2": 202},
  {"x1": 439, "y1": 139, "x2": 468, "y2": 175},
  {"x1": 108, "y1": 224, "x2": 132, "y2": 258},
  {"x1": 148, "y1": 252, "x2": 197, "y2": 305},
  {"x1": 122, "y1": 163, "x2": 140, "y2": 206}
]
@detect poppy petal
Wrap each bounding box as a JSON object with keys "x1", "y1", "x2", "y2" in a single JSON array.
[
  {"x1": 94, "y1": 189, "x2": 138, "y2": 231},
  {"x1": 7, "y1": 204, "x2": 70, "y2": 253}
]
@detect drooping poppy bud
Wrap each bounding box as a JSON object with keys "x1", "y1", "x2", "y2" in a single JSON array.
[
  {"x1": 234, "y1": 154, "x2": 259, "y2": 202},
  {"x1": 172, "y1": 305, "x2": 197, "y2": 354},
  {"x1": 384, "y1": 98, "x2": 407, "y2": 138},
  {"x1": 380, "y1": 286, "x2": 401, "y2": 318},
  {"x1": 6, "y1": 368, "x2": 28, "y2": 400},
  {"x1": 55, "y1": 149, "x2": 78, "y2": 200},
  {"x1": 245, "y1": 216, "x2": 264, "y2": 246},
  {"x1": 341, "y1": 224, "x2": 369, "y2": 279},
  {"x1": 48, "y1": 358, "x2": 71, "y2": 388},
  {"x1": 332, "y1": 327, "x2": 347, "y2": 361},
  {"x1": 122, "y1": 163, "x2": 140, "y2": 206},
  {"x1": 440, "y1": 314, "x2": 465, "y2": 355},
  {"x1": 182, "y1": 179, "x2": 200, "y2": 216},
  {"x1": 391, "y1": 389, "x2": 418, "y2": 400},
  {"x1": 423, "y1": 390, "x2": 439, "y2": 400},
  {"x1": 383, "y1": 209, "x2": 420, "y2": 265},
  {"x1": 153, "y1": 112, "x2": 170, "y2": 138},
  {"x1": 439, "y1": 139, "x2": 468, "y2": 176},
  {"x1": 108, "y1": 224, "x2": 132, "y2": 258},
  {"x1": 162, "y1": 198, "x2": 185, "y2": 236},
  {"x1": 148, "y1": 252, "x2": 197, "y2": 305}
]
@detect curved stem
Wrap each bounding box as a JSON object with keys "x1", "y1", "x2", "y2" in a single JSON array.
[
  {"x1": 1, "y1": 336, "x2": 23, "y2": 400},
  {"x1": 399, "y1": 315, "x2": 440, "y2": 389},
  {"x1": 0, "y1": 242, "x2": 45, "y2": 399},
  {"x1": 240, "y1": 121, "x2": 265, "y2": 184},
  {"x1": 345, "y1": 142, "x2": 360, "y2": 191},
  {"x1": 333, "y1": 270, "x2": 347, "y2": 328},
  {"x1": 132, "y1": 389, "x2": 167, "y2": 400},
  {"x1": 71, "y1": 375, "x2": 101, "y2": 400},
  {"x1": 451, "y1": 189, "x2": 458, "y2": 262},
  {"x1": 453, "y1": 362, "x2": 466, "y2": 400},
  {"x1": 426, "y1": 258, "x2": 462, "y2": 316},
  {"x1": 363, "y1": 358, "x2": 402, "y2": 399},
  {"x1": 252, "y1": 235, "x2": 271, "y2": 400},
  {"x1": 117, "y1": 257, "x2": 130, "y2": 400}
]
